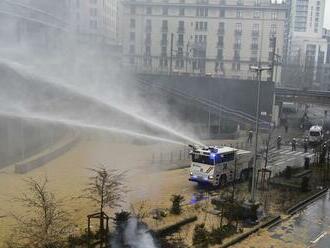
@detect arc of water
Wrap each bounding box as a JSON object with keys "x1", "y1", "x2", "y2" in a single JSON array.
[
  {"x1": 0, "y1": 60, "x2": 204, "y2": 146},
  {"x1": 0, "y1": 111, "x2": 186, "y2": 146}
]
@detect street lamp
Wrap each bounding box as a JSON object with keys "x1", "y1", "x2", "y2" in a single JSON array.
[{"x1": 249, "y1": 64, "x2": 272, "y2": 204}]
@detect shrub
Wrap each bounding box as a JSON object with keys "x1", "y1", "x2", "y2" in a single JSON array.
[
  {"x1": 209, "y1": 224, "x2": 237, "y2": 245},
  {"x1": 192, "y1": 223, "x2": 209, "y2": 247},
  {"x1": 301, "y1": 176, "x2": 310, "y2": 192},
  {"x1": 170, "y1": 194, "x2": 185, "y2": 214},
  {"x1": 113, "y1": 211, "x2": 131, "y2": 229},
  {"x1": 284, "y1": 166, "x2": 292, "y2": 179}
]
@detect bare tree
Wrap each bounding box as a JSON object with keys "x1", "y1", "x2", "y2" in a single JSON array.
[
  {"x1": 81, "y1": 166, "x2": 127, "y2": 236},
  {"x1": 7, "y1": 178, "x2": 72, "y2": 248}
]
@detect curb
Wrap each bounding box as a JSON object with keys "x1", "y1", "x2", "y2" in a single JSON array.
[
  {"x1": 219, "y1": 215, "x2": 281, "y2": 248},
  {"x1": 154, "y1": 215, "x2": 198, "y2": 237},
  {"x1": 287, "y1": 187, "x2": 328, "y2": 215},
  {"x1": 15, "y1": 135, "x2": 79, "y2": 174}
]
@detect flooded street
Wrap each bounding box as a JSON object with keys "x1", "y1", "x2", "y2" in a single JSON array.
[{"x1": 235, "y1": 192, "x2": 330, "y2": 248}]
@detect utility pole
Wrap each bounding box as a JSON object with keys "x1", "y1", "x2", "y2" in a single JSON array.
[
  {"x1": 185, "y1": 41, "x2": 189, "y2": 73},
  {"x1": 270, "y1": 37, "x2": 276, "y2": 82},
  {"x1": 249, "y1": 64, "x2": 272, "y2": 204},
  {"x1": 170, "y1": 32, "x2": 174, "y2": 75}
]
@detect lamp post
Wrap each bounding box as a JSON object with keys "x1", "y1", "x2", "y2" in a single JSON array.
[{"x1": 249, "y1": 64, "x2": 272, "y2": 204}]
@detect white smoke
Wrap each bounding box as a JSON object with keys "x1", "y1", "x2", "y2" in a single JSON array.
[{"x1": 112, "y1": 218, "x2": 158, "y2": 248}]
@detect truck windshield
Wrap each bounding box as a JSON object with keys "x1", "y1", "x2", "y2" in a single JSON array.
[
  {"x1": 310, "y1": 131, "x2": 320, "y2": 137},
  {"x1": 192, "y1": 154, "x2": 214, "y2": 165}
]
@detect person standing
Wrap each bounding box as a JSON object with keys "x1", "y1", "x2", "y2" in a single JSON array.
[
  {"x1": 247, "y1": 130, "x2": 253, "y2": 145},
  {"x1": 277, "y1": 136, "x2": 282, "y2": 150},
  {"x1": 303, "y1": 136, "x2": 308, "y2": 153},
  {"x1": 292, "y1": 138, "x2": 296, "y2": 151}
]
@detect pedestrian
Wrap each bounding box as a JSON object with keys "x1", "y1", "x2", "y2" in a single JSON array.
[
  {"x1": 277, "y1": 136, "x2": 282, "y2": 150},
  {"x1": 292, "y1": 138, "x2": 296, "y2": 151},
  {"x1": 247, "y1": 130, "x2": 253, "y2": 145},
  {"x1": 303, "y1": 137, "x2": 308, "y2": 153},
  {"x1": 285, "y1": 125, "x2": 288, "y2": 133}
]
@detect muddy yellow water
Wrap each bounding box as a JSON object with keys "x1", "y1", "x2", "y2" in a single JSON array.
[{"x1": 0, "y1": 137, "x2": 194, "y2": 245}]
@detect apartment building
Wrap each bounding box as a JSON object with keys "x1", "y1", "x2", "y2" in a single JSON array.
[
  {"x1": 286, "y1": 0, "x2": 327, "y2": 87},
  {"x1": 121, "y1": 0, "x2": 287, "y2": 81},
  {"x1": 68, "y1": 0, "x2": 119, "y2": 45}
]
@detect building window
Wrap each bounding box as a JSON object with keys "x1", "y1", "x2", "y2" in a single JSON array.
[
  {"x1": 162, "y1": 6, "x2": 168, "y2": 15},
  {"x1": 162, "y1": 20, "x2": 168, "y2": 32},
  {"x1": 236, "y1": 10, "x2": 242, "y2": 18},
  {"x1": 178, "y1": 21, "x2": 184, "y2": 33},
  {"x1": 217, "y1": 36, "x2": 224, "y2": 48},
  {"x1": 254, "y1": 11, "x2": 260, "y2": 18},
  {"x1": 235, "y1": 23, "x2": 242, "y2": 35},
  {"x1": 271, "y1": 12, "x2": 277, "y2": 20},
  {"x1": 197, "y1": 7, "x2": 208, "y2": 17},
  {"x1": 129, "y1": 45, "x2": 135, "y2": 54},
  {"x1": 130, "y1": 32, "x2": 135, "y2": 41},
  {"x1": 130, "y1": 19, "x2": 135, "y2": 28},
  {"x1": 90, "y1": 0, "x2": 97, "y2": 3},
  {"x1": 270, "y1": 24, "x2": 277, "y2": 35},
  {"x1": 130, "y1": 6, "x2": 136, "y2": 15},
  {"x1": 237, "y1": 0, "x2": 244, "y2": 5},
  {"x1": 146, "y1": 7, "x2": 152, "y2": 15},
  {"x1": 90, "y1": 20, "x2": 97, "y2": 29},
  {"x1": 179, "y1": 7, "x2": 185, "y2": 16},
  {"x1": 129, "y1": 57, "x2": 135, "y2": 65},
  {"x1": 218, "y1": 22, "x2": 225, "y2": 34},
  {"x1": 234, "y1": 38, "x2": 241, "y2": 49},
  {"x1": 90, "y1": 8, "x2": 97, "y2": 17},
  {"x1": 219, "y1": 8, "x2": 225, "y2": 17},
  {"x1": 217, "y1": 49, "x2": 223, "y2": 60}
]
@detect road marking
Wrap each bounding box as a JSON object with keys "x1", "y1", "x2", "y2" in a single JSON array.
[
  {"x1": 274, "y1": 161, "x2": 286, "y2": 166},
  {"x1": 287, "y1": 157, "x2": 296, "y2": 162},
  {"x1": 294, "y1": 151, "x2": 303, "y2": 155},
  {"x1": 310, "y1": 231, "x2": 327, "y2": 244}
]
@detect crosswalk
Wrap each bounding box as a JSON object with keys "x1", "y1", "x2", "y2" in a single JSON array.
[{"x1": 264, "y1": 146, "x2": 315, "y2": 176}]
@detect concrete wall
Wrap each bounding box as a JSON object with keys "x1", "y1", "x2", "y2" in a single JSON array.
[{"x1": 139, "y1": 74, "x2": 275, "y2": 124}]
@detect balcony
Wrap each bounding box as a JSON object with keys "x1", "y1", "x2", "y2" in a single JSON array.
[
  {"x1": 252, "y1": 30, "x2": 259, "y2": 36},
  {"x1": 233, "y1": 54, "x2": 240, "y2": 60},
  {"x1": 177, "y1": 27, "x2": 185, "y2": 33},
  {"x1": 161, "y1": 39, "x2": 168, "y2": 46},
  {"x1": 233, "y1": 43, "x2": 241, "y2": 49},
  {"x1": 177, "y1": 40, "x2": 184, "y2": 47},
  {"x1": 235, "y1": 30, "x2": 242, "y2": 36},
  {"x1": 161, "y1": 26, "x2": 168, "y2": 33},
  {"x1": 251, "y1": 44, "x2": 258, "y2": 50},
  {"x1": 217, "y1": 29, "x2": 225, "y2": 35},
  {"x1": 270, "y1": 31, "x2": 277, "y2": 36},
  {"x1": 145, "y1": 38, "x2": 151, "y2": 45}
]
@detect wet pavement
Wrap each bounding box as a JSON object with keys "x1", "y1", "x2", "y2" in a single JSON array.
[{"x1": 236, "y1": 191, "x2": 330, "y2": 248}]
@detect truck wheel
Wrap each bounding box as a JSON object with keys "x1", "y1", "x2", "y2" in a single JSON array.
[{"x1": 220, "y1": 175, "x2": 227, "y2": 187}]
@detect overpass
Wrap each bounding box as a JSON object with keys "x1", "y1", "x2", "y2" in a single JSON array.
[{"x1": 275, "y1": 88, "x2": 330, "y2": 106}]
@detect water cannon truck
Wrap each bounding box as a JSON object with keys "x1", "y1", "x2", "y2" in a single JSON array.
[{"x1": 188, "y1": 144, "x2": 252, "y2": 187}]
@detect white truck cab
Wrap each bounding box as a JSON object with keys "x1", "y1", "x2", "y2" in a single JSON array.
[
  {"x1": 189, "y1": 145, "x2": 252, "y2": 187},
  {"x1": 308, "y1": 125, "x2": 323, "y2": 144}
]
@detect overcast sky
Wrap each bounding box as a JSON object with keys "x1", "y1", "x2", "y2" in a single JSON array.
[{"x1": 325, "y1": 0, "x2": 330, "y2": 29}]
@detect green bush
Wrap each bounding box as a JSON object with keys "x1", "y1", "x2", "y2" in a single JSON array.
[
  {"x1": 113, "y1": 211, "x2": 131, "y2": 228},
  {"x1": 192, "y1": 223, "x2": 209, "y2": 247},
  {"x1": 170, "y1": 194, "x2": 185, "y2": 214},
  {"x1": 301, "y1": 176, "x2": 310, "y2": 192},
  {"x1": 284, "y1": 166, "x2": 292, "y2": 179},
  {"x1": 210, "y1": 224, "x2": 237, "y2": 245}
]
